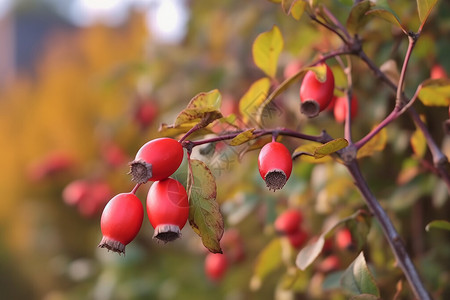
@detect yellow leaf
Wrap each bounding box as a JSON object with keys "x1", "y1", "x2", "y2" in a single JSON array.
[
  {"x1": 252, "y1": 25, "x2": 284, "y2": 78},
  {"x1": 230, "y1": 129, "x2": 256, "y2": 146},
  {"x1": 418, "y1": 79, "x2": 450, "y2": 106},
  {"x1": 239, "y1": 77, "x2": 271, "y2": 125},
  {"x1": 410, "y1": 127, "x2": 427, "y2": 159},
  {"x1": 293, "y1": 142, "x2": 333, "y2": 163},
  {"x1": 357, "y1": 127, "x2": 387, "y2": 158}
]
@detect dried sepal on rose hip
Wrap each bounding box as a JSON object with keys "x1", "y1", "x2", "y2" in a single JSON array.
[
  {"x1": 299, "y1": 63, "x2": 335, "y2": 118},
  {"x1": 146, "y1": 178, "x2": 189, "y2": 243},
  {"x1": 98, "y1": 192, "x2": 144, "y2": 254},
  {"x1": 258, "y1": 141, "x2": 293, "y2": 191},
  {"x1": 129, "y1": 138, "x2": 184, "y2": 184}
]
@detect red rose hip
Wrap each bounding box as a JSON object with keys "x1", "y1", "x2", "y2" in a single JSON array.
[
  {"x1": 205, "y1": 253, "x2": 228, "y2": 281},
  {"x1": 274, "y1": 209, "x2": 303, "y2": 234},
  {"x1": 300, "y1": 63, "x2": 335, "y2": 118},
  {"x1": 333, "y1": 94, "x2": 359, "y2": 123},
  {"x1": 129, "y1": 138, "x2": 184, "y2": 183},
  {"x1": 146, "y1": 178, "x2": 189, "y2": 243},
  {"x1": 98, "y1": 193, "x2": 144, "y2": 254},
  {"x1": 258, "y1": 141, "x2": 293, "y2": 191}
]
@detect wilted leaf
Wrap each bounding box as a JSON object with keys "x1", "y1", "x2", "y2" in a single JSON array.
[
  {"x1": 252, "y1": 25, "x2": 284, "y2": 78},
  {"x1": 239, "y1": 77, "x2": 271, "y2": 125},
  {"x1": 380, "y1": 60, "x2": 400, "y2": 86},
  {"x1": 187, "y1": 159, "x2": 224, "y2": 253},
  {"x1": 410, "y1": 127, "x2": 427, "y2": 158},
  {"x1": 314, "y1": 138, "x2": 348, "y2": 158},
  {"x1": 418, "y1": 79, "x2": 450, "y2": 106},
  {"x1": 296, "y1": 235, "x2": 325, "y2": 270},
  {"x1": 425, "y1": 220, "x2": 450, "y2": 232},
  {"x1": 174, "y1": 90, "x2": 223, "y2": 128},
  {"x1": 250, "y1": 238, "x2": 283, "y2": 290},
  {"x1": 346, "y1": 1, "x2": 374, "y2": 35},
  {"x1": 417, "y1": 0, "x2": 438, "y2": 25},
  {"x1": 340, "y1": 252, "x2": 380, "y2": 297},
  {"x1": 357, "y1": 127, "x2": 387, "y2": 158},
  {"x1": 174, "y1": 108, "x2": 223, "y2": 127},
  {"x1": 230, "y1": 129, "x2": 256, "y2": 146}
]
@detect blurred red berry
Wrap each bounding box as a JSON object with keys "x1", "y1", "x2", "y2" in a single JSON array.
[
  {"x1": 205, "y1": 253, "x2": 228, "y2": 282},
  {"x1": 274, "y1": 209, "x2": 303, "y2": 234}
]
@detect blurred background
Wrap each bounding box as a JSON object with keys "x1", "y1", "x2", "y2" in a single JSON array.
[{"x1": 0, "y1": 0, "x2": 449, "y2": 299}]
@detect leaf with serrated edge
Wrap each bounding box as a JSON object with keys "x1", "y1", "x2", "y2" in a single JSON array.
[
  {"x1": 252, "y1": 25, "x2": 284, "y2": 78},
  {"x1": 417, "y1": 0, "x2": 438, "y2": 25},
  {"x1": 250, "y1": 238, "x2": 283, "y2": 291},
  {"x1": 230, "y1": 129, "x2": 256, "y2": 146},
  {"x1": 357, "y1": 127, "x2": 387, "y2": 159},
  {"x1": 187, "y1": 159, "x2": 223, "y2": 253},
  {"x1": 340, "y1": 252, "x2": 380, "y2": 297},
  {"x1": 346, "y1": 1, "x2": 374, "y2": 35},
  {"x1": 425, "y1": 220, "x2": 450, "y2": 232},
  {"x1": 239, "y1": 77, "x2": 271, "y2": 125},
  {"x1": 314, "y1": 138, "x2": 348, "y2": 158},
  {"x1": 418, "y1": 79, "x2": 450, "y2": 106}
]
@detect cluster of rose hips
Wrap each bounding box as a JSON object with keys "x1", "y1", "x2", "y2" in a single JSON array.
[{"x1": 98, "y1": 137, "x2": 186, "y2": 254}]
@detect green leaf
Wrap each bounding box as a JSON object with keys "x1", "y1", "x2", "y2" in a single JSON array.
[
  {"x1": 357, "y1": 127, "x2": 387, "y2": 158},
  {"x1": 174, "y1": 90, "x2": 223, "y2": 127},
  {"x1": 187, "y1": 159, "x2": 224, "y2": 253},
  {"x1": 425, "y1": 220, "x2": 450, "y2": 232},
  {"x1": 314, "y1": 138, "x2": 348, "y2": 158},
  {"x1": 410, "y1": 127, "x2": 427, "y2": 159},
  {"x1": 239, "y1": 77, "x2": 271, "y2": 125},
  {"x1": 346, "y1": 1, "x2": 374, "y2": 35},
  {"x1": 250, "y1": 238, "x2": 283, "y2": 291},
  {"x1": 418, "y1": 79, "x2": 450, "y2": 106},
  {"x1": 366, "y1": 1, "x2": 406, "y2": 33},
  {"x1": 417, "y1": 0, "x2": 438, "y2": 25},
  {"x1": 229, "y1": 129, "x2": 256, "y2": 146},
  {"x1": 252, "y1": 25, "x2": 284, "y2": 78},
  {"x1": 346, "y1": 213, "x2": 371, "y2": 251},
  {"x1": 340, "y1": 252, "x2": 380, "y2": 297}
]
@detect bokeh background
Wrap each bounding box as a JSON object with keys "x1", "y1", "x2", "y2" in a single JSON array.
[{"x1": 0, "y1": 0, "x2": 449, "y2": 299}]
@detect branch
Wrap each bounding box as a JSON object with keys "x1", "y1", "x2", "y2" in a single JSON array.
[{"x1": 346, "y1": 161, "x2": 431, "y2": 300}]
